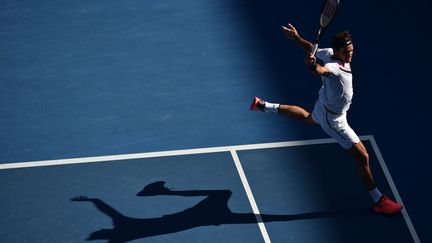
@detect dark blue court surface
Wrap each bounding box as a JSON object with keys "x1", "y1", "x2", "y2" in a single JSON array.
[
  {"x1": 0, "y1": 153, "x2": 262, "y2": 242},
  {"x1": 1, "y1": 0, "x2": 430, "y2": 242},
  {"x1": 0, "y1": 139, "x2": 417, "y2": 242}
]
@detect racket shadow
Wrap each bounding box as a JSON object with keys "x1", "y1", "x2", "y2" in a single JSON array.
[{"x1": 71, "y1": 181, "x2": 367, "y2": 242}]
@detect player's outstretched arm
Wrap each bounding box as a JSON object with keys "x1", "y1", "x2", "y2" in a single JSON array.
[{"x1": 282, "y1": 23, "x2": 314, "y2": 53}]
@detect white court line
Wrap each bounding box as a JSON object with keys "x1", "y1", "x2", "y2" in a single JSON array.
[
  {"x1": 231, "y1": 150, "x2": 271, "y2": 243},
  {"x1": 368, "y1": 136, "x2": 421, "y2": 243},
  {"x1": 0, "y1": 135, "x2": 420, "y2": 242},
  {"x1": 0, "y1": 137, "x2": 337, "y2": 170}
]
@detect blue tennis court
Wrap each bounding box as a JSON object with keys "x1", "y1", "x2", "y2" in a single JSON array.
[
  {"x1": 1, "y1": 0, "x2": 429, "y2": 242},
  {"x1": 0, "y1": 138, "x2": 417, "y2": 242}
]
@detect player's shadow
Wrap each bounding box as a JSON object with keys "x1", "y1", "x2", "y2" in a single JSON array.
[{"x1": 71, "y1": 181, "x2": 366, "y2": 243}]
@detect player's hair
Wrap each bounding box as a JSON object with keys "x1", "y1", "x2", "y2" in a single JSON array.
[{"x1": 332, "y1": 31, "x2": 352, "y2": 49}]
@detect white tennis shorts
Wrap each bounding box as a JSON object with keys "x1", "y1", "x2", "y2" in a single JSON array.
[{"x1": 311, "y1": 101, "x2": 360, "y2": 149}]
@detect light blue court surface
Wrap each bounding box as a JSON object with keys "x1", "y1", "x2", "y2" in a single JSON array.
[
  {"x1": 0, "y1": 138, "x2": 417, "y2": 242},
  {"x1": 1, "y1": 0, "x2": 430, "y2": 242}
]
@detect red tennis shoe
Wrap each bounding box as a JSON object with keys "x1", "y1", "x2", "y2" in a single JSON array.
[
  {"x1": 373, "y1": 195, "x2": 403, "y2": 214},
  {"x1": 250, "y1": 96, "x2": 265, "y2": 111}
]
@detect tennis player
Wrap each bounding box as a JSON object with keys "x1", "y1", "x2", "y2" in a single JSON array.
[{"x1": 251, "y1": 23, "x2": 403, "y2": 214}]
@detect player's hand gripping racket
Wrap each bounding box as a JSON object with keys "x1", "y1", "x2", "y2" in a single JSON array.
[{"x1": 311, "y1": 0, "x2": 340, "y2": 55}]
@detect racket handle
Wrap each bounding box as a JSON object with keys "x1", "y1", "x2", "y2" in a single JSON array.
[{"x1": 311, "y1": 43, "x2": 319, "y2": 56}]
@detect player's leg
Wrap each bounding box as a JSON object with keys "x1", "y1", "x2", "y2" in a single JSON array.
[
  {"x1": 350, "y1": 141, "x2": 376, "y2": 190},
  {"x1": 320, "y1": 117, "x2": 377, "y2": 193},
  {"x1": 329, "y1": 121, "x2": 404, "y2": 214},
  {"x1": 316, "y1": 110, "x2": 403, "y2": 214},
  {"x1": 279, "y1": 104, "x2": 316, "y2": 125},
  {"x1": 316, "y1": 114, "x2": 377, "y2": 190},
  {"x1": 250, "y1": 97, "x2": 316, "y2": 125},
  {"x1": 349, "y1": 141, "x2": 403, "y2": 214}
]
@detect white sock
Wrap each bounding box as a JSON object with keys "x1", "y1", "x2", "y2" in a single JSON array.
[
  {"x1": 369, "y1": 187, "x2": 383, "y2": 203},
  {"x1": 264, "y1": 102, "x2": 280, "y2": 113}
]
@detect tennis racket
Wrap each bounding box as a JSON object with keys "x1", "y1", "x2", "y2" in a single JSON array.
[{"x1": 311, "y1": 0, "x2": 340, "y2": 55}]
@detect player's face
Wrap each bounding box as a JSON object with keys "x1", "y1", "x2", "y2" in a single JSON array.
[{"x1": 335, "y1": 44, "x2": 354, "y2": 63}]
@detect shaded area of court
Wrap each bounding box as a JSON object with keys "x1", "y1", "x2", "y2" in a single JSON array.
[
  {"x1": 239, "y1": 141, "x2": 413, "y2": 242},
  {"x1": 0, "y1": 141, "x2": 414, "y2": 242},
  {"x1": 0, "y1": 152, "x2": 263, "y2": 242}
]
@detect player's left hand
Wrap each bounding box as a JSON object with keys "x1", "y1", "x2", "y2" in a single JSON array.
[{"x1": 282, "y1": 23, "x2": 299, "y2": 40}]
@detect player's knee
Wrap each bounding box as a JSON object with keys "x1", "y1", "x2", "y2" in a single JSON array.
[
  {"x1": 301, "y1": 112, "x2": 309, "y2": 120},
  {"x1": 351, "y1": 143, "x2": 369, "y2": 164},
  {"x1": 358, "y1": 150, "x2": 369, "y2": 167},
  {"x1": 359, "y1": 146, "x2": 369, "y2": 161},
  {"x1": 361, "y1": 152, "x2": 369, "y2": 165},
  {"x1": 305, "y1": 114, "x2": 316, "y2": 125}
]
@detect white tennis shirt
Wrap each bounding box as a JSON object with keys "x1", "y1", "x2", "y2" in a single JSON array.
[{"x1": 316, "y1": 48, "x2": 353, "y2": 114}]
